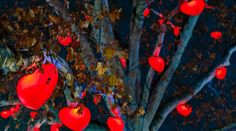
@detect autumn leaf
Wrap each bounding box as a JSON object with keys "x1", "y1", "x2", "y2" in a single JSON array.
[
  {"x1": 109, "y1": 9, "x2": 122, "y2": 23},
  {"x1": 49, "y1": 14, "x2": 60, "y2": 24},
  {"x1": 95, "y1": 62, "x2": 108, "y2": 76},
  {"x1": 103, "y1": 47, "x2": 115, "y2": 60},
  {"x1": 109, "y1": 74, "x2": 118, "y2": 86}
]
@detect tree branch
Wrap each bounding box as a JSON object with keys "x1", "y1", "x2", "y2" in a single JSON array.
[
  {"x1": 144, "y1": 10, "x2": 203, "y2": 127},
  {"x1": 126, "y1": 0, "x2": 146, "y2": 110},
  {"x1": 149, "y1": 44, "x2": 236, "y2": 131}
]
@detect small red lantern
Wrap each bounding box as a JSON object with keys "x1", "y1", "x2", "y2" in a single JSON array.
[
  {"x1": 176, "y1": 103, "x2": 192, "y2": 117},
  {"x1": 93, "y1": 95, "x2": 101, "y2": 105},
  {"x1": 30, "y1": 111, "x2": 38, "y2": 119},
  {"x1": 180, "y1": 0, "x2": 205, "y2": 16},
  {"x1": 59, "y1": 105, "x2": 91, "y2": 131},
  {"x1": 57, "y1": 34, "x2": 72, "y2": 46},
  {"x1": 107, "y1": 117, "x2": 125, "y2": 131},
  {"x1": 174, "y1": 26, "x2": 181, "y2": 37},
  {"x1": 148, "y1": 56, "x2": 165, "y2": 73},
  {"x1": 0, "y1": 110, "x2": 11, "y2": 119},
  {"x1": 215, "y1": 66, "x2": 227, "y2": 80},
  {"x1": 17, "y1": 63, "x2": 58, "y2": 110},
  {"x1": 211, "y1": 31, "x2": 222, "y2": 40},
  {"x1": 119, "y1": 57, "x2": 127, "y2": 68},
  {"x1": 143, "y1": 8, "x2": 150, "y2": 17}
]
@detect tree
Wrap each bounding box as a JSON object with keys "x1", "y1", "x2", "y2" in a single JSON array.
[{"x1": 0, "y1": 0, "x2": 235, "y2": 130}]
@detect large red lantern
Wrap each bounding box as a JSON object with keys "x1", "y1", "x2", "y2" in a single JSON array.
[
  {"x1": 143, "y1": 7, "x2": 150, "y2": 17},
  {"x1": 148, "y1": 56, "x2": 165, "y2": 73},
  {"x1": 107, "y1": 117, "x2": 125, "y2": 131},
  {"x1": 176, "y1": 103, "x2": 192, "y2": 117},
  {"x1": 180, "y1": 0, "x2": 205, "y2": 16},
  {"x1": 59, "y1": 105, "x2": 91, "y2": 131},
  {"x1": 17, "y1": 63, "x2": 58, "y2": 110},
  {"x1": 215, "y1": 66, "x2": 227, "y2": 80}
]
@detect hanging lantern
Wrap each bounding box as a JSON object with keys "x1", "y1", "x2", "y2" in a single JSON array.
[
  {"x1": 119, "y1": 57, "x2": 127, "y2": 68},
  {"x1": 180, "y1": 0, "x2": 205, "y2": 16},
  {"x1": 148, "y1": 56, "x2": 165, "y2": 73},
  {"x1": 17, "y1": 63, "x2": 58, "y2": 110},
  {"x1": 59, "y1": 105, "x2": 91, "y2": 131},
  {"x1": 176, "y1": 103, "x2": 192, "y2": 117},
  {"x1": 57, "y1": 34, "x2": 72, "y2": 46},
  {"x1": 215, "y1": 66, "x2": 227, "y2": 80},
  {"x1": 143, "y1": 7, "x2": 150, "y2": 17},
  {"x1": 30, "y1": 111, "x2": 38, "y2": 119},
  {"x1": 107, "y1": 117, "x2": 125, "y2": 131},
  {"x1": 0, "y1": 110, "x2": 11, "y2": 119},
  {"x1": 211, "y1": 31, "x2": 222, "y2": 40}
]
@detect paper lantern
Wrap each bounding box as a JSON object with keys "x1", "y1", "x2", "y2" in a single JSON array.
[
  {"x1": 143, "y1": 8, "x2": 150, "y2": 17},
  {"x1": 17, "y1": 63, "x2": 58, "y2": 110},
  {"x1": 215, "y1": 66, "x2": 227, "y2": 80},
  {"x1": 0, "y1": 110, "x2": 11, "y2": 119},
  {"x1": 119, "y1": 57, "x2": 127, "y2": 68},
  {"x1": 59, "y1": 105, "x2": 91, "y2": 131},
  {"x1": 107, "y1": 117, "x2": 125, "y2": 131},
  {"x1": 148, "y1": 56, "x2": 165, "y2": 73},
  {"x1": 57, "y1": 35, "x2": 72, "y2": 46},
  {"x1": 180, "y1": 0, "x2": 205, "y2": 16},
  {"x1": 176, "y1": 104, "x2": 192, "y2": 117},
  {"x1": 211, "y1": 31, "x2": 222, "y2": 40}
]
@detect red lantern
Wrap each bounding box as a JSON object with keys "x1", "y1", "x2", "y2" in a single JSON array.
[
  {"x1": 57, "y1": 35, "x2": 72, "y2": 46},
  {"x1": 0, "y1": 110, "x2": 11, "y2": 119},
  {"x1": 143, "y1": 8, "x2": 150, "y2": 17},
  {"x1": 180, "y1": 0, "x2": 205, "y2": 16},
  {"x1": 30, "y1": 111, "x2": 38, "y2": 119},
  {"x1": 176, "y1": 103, "x2": 192, "y2": 117},
  {"x1": 59, "y1": 105, "x2": 91, "y2": 131},
  {"x1": 119, "y1": 57, "x2": 127, "y2": 68},
  {"x1": 33, "y1": 127, "x2": 40, "y2": 131},
  {"x1": 215, "y1": 66, "x2": 227, "y2": 80},
  {"x1": 211, "y1": 31, "x2": 222, "y2": 40},
  {"x1": 50, "y1": 125, "x2": 60, "y2": 131},
  {"x1": 107, "y1": 117, "x2": 125, "y2": 131},
  {"x1": 17, "y1": 63, "x2": 58, "y2": 110},
  {"x1": 148, "y1": 56, "x2": 165, "y2": 73},
  {"x1": 174, "y1": 26, "x2": 181, "y2": 37}
]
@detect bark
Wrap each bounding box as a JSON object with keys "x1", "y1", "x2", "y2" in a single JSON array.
[
  {"x1": 125, "y1": 0, "x2": 146, "y2": 111},
  {"x1": 46, "y1": 0, "x2": 97, "y2": 68},
  {"x1": 149, "y1": 44, "x2": 236, "y2": 131},
  {"x1": 141, "y1": 25, "x2": 166, "y2": 108},
  {"x1": 91, "y1": 0, "x2": 114, "y2": 45},
  {"x1": 144, "y1": 11, "x2": 204, "y2": 129}
]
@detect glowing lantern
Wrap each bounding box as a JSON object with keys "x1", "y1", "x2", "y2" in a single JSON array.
[
  {"x1": 33, "y1": 127, "x2": 40, "y2": 131},
  {"x1": 59, "y1": 105, "x2": 91, "y2": 131},
  {"x1": 174, "y1": 26, "x2": 181, "y2": 37},
  {"x1": 50, "y1": 124, "x2": 60, "y2": 131},
  {"x1": 119, "y1": 57, "x2": 127, "y2": 68},
  {"x1": 215, "y1": 66, "x2": 227, "y2": 80},
  {"x1": 180, "y1": 0, "x2": 205, "y2": 16},
  {"x1": 0, "y1": 110, "x2": 11, "y2": 119},
  {"x1": 176, "y1": 103, "x2": 192, "y2": 117},
  {"x1": 10, "y1": 107, "x2": 16, "y2": 115},
  {"x1": 107, "y1": 117, "x2": 125, "y2": 131},
  {"x1": 148, "y1": 56, "x2": 165, "y2": 73},
  {"x1": 143, "y1": 8, "x2": 150, "y2": 17},
  {"x1": 211, "y1": 31, "x2": 222, "y2": 40},
  {"x1": 17, "y1": 63, "x2": 58, "y2": 110},
  {"x1": 57, "y1": 35, "x2": 72, "y2": 46},
  {"x1": 30, "y1": 111, "x2": 38, "y2": 119}
]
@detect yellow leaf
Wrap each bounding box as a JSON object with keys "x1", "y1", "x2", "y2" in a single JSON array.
[
  {"x1": 109, "y1": 74, "x2": 118, "y2": 86},
  {"x1": 95, "y1": 62, "x2": 108, "y2": 76},
  {"x1": 103, "y1": 47, "x2": 115, "y2": 60}
]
